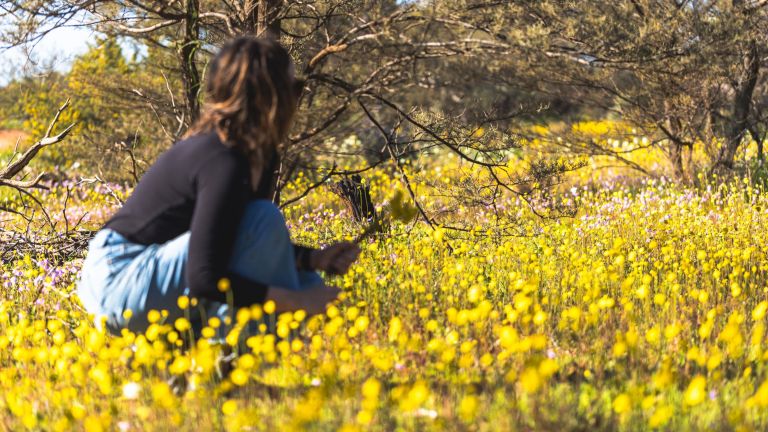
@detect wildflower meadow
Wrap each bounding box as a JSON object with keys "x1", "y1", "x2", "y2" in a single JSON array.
[{"x1": 3, "y1": 124, "x2": 768, "y2": 431}]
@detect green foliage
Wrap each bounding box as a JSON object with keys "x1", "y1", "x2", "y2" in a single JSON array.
[
  {"x1": 0, "y1": 73, "x2": 70, "y2": 139},
  {"x1": 0, "y1": 36, "x2": 181, "y2": 180}
]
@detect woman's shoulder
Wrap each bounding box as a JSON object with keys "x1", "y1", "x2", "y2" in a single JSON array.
[
  {"x1": 168, "y1": 132, "x2": 248, "y2": 179},
  {"x1": 167, "y1": 132, "x2": 243, "y2": 163},
  {"x1": 175, "y1": 130, "x2": 226, "y2": 152}
]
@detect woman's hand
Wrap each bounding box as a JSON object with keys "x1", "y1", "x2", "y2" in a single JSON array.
[
  {"x1": 298, "y1": 284, "x2": 341, "y2": 315},
  {"x1": 266, "y1": 284, "x2": 341, "y2": 316},
  {"x1": 309, "y1": 242, "x2": 361, "y2": 275}
]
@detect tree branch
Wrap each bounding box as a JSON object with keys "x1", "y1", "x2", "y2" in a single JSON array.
[{"x1": 1, "y1": 99, "x2": 75, "y2": 183}]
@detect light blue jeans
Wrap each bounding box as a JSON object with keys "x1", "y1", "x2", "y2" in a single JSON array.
[{"x1": 77, "y1": 200, "x2": 322, "y2": 334}]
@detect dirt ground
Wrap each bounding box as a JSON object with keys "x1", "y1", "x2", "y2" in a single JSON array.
[{"x1": 0, "y1": 129, "x2": 28, "y2": 152}]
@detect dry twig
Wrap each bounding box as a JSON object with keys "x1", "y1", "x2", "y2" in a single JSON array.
[{"x1": 0, "y1": 99, "x2": 76, "y2": 191}]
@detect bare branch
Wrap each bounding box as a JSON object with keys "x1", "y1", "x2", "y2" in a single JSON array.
[{"x1": 1, "y1": 99, "x2": 75, "y2": 181}]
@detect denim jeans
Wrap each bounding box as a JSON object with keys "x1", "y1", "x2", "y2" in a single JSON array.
[{"x1": 77, "y1": 200, "x2": 322, "y2": 334}]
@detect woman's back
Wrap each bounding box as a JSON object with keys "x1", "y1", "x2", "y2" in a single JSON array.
[{"x1": 105, "y1": 131, "x2": 250, "y2": 246}]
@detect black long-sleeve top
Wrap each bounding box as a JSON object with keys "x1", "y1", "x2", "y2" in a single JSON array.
[{"x1": 104, "y1": 131, "x2": 313, "y2": 307}]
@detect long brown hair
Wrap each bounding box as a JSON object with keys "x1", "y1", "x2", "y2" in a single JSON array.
[{"x1": 186, "y1": 37, "x2": 299, "y2": 174}]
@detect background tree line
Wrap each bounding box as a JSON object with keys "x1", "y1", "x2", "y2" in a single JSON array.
[{"x1": 0, "y1": 0, "x2": 766, "y2": 216}]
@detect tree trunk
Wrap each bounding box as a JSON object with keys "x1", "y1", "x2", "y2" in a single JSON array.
[
  {"x1": 245, "y1": 0, "x2": 281, "y2": 38},
  {"x1": 330, "y1": 175, "x2": 377, "y2": 223},
  {"x1": 715, "y1": 39, "x2": 759, "y2": 169},
  {"x1": 749, "y1": 127, "x2": 765, "y2": 163},
  {"x1": 669, "y1": 141, "x2": 685, "y2": 180},
  {"x1": 663, "y1": 100, "x2": 687, "y2": 180},
  {"x1": 180, "y1": 0, "x2": 201, "y2": 124}
]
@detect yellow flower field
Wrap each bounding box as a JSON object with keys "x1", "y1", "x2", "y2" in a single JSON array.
[{"x1": 3, "y1": 143, "x2": 768, "y2": 431}]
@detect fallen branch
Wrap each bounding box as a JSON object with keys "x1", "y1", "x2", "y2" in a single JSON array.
[
  {"x1": 0, "y1": 99, "x2": 76, "y2": 190},
  {"x1": 0, "y1": 227, "x2": 95, "y2": 263}
]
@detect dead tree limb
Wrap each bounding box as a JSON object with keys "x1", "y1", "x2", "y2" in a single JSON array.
[
  {"x1": 0, "y1": 99, "x2": 76, "y2": 191},
  {"x1": 329, "y1": 174, "x2": 377, "y2": 223}
]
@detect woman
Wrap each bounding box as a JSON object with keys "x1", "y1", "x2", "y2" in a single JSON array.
[{"x1": 77, "y1": 36, "x2": 360, "y2": 335}]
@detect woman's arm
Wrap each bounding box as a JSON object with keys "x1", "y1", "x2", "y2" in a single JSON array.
[
  {"x1": 265, "y1": 283, "x2": 341, "y2": 315},
  {"x1": 293, "y1": 244, "x2": 316, "y2": 271}
]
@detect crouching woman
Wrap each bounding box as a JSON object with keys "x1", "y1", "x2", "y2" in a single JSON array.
[{"x1": 77, "y1": 36, "x2": 359, "y2": 334}]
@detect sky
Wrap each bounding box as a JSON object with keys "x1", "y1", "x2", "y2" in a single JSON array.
[{"x1": 0, "y1": 25, "x2": 95, "y2": 86}]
